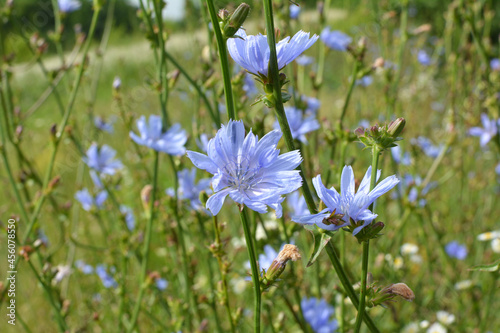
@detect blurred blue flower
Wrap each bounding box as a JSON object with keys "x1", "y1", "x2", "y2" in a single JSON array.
[
  {"x1": 320, "y1": 28, "x2": 351, "y2": 51},
  {"x1": 112, "y1": 76, "x2": 121, "y2": 89},
  {"x1": 289, "y1": 4, "x2": 300, "y2": 19},
  {"x1": 394, "y1": 174, "x2": 435, "y2": 207},
  {"x1": 243, "y1": 73, "x2": 259, "y2": 97},
  {"x1": 130, "y1": 115, "x2": 187, "y2": 155},
  {"x1": 295, "y1": 55, "x2": 314, "y2": 66},
  {"x1": 302, "y1": 96, "x2": 321, "y2": 114},
  {"x1": 445, "y1": 241, "x2": 467, "y2": 260},
  {"x1": 75, "y1": 260, "x2": 94, "y2": 275},
  {"x1": 83, "y1": 143, "x2": 123, "y2": 175},
  {"x1": 293, "y1": 166, "x2": 399, "y2": 235},
  {"x1": 358, "y1": 119, "x2": 370, "y2": 129},
  {"x1": 120, "y1": 205, "x2": 135, "y2": 231},
  {"x1": 58, "y1": 0, "x2": 81, "y2": 13},
  {"x1": 227, "y1": 29, "x2": 319, "y2": 78},
  {"x1": 391, "y1": 146, "x2": 411, "y2": 165},
  {"x1": 166, "y1": 168, "x2": 212, "y2": 211},
  {"x1": 469, "y1": 113, "x2": 499, "y2": 147},
  {"x1": 75, "y1": 188, "x2": 107, "y2": 211},
  {"x1": 411, "y1": 136, "x2": 444, "y2": 158},
  {"x1": 417, "y1": 50, "x2": 431, "y2": 66},
  {"x1": 94, "y1": 116, "x2": 114, "y2": 133},
  {"x1": 196, "y1": 133, "x2": 211, "y2": 153},
  {"x1": 187, "y1": 120, "x2": 303, "y2": 217},
  {"x1": 355, "y1": 75, "x2": 373, "y2": 87},
  {"x1": 257, "y1": 245, "x2": 279, "y2": 271},
  {"x1": 301, "y1": 297, "x2": 338, "y2": 333},
  {"x1": 156, "y1": 278, "x2": 168, "y2": 290},
  {"x1": 273, "y1": 106, "x2": 320, "y2": 143},
  {"x1": 287, "y1": 191, "x2": 310, "y2": 217},
  {"x1": 95, "y1": 265, "x2": 118, "y2": 288},
  {"x1": 490, "y1": 58, "x2": 500, "y2": 71}
]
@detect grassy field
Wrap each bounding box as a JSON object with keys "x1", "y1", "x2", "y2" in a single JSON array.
[{"x1": 1, "y1": 0, "x2": 499, "y2": 332}]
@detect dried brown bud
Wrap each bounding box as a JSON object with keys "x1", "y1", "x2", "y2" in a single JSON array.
[
  {"x1": 373, "y1": 57, "x2": 385, "y2": 68},
  {"x1": 141, "y1": 184, "x2": 153, "y2": 212},
  {"x1": 413, "y1": 24, "x2": 432, "y2": 35},
  {"x1": 383, "y1": 283, "x2": 415, "y2": 302}
]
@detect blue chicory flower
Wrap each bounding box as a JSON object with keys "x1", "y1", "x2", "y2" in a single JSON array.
[
  {"x1": 273, "y1": 106, "x2": 320, "y2": 143},
  {"x1": 130, "y1": 115, "x2": 187, "y2": 155},
  {"x1": 187, "y1": 120, "x2": 303, "y2": 217},
  {"x1": 289, "y1": 4, "x2": 300, "y2": 19},
  {"x1": 112, "y1": 76, "x2": 121, "y2": 89},
  {"x1": 75, "y1": 260, "x2": 94, "y2": 275},
  {"x1": 243, "y1": 72, "x2": 259, "y2": 97},
  {"x1": 355, "y1": 75, "x2": 373, "y2": 87},
  {"x1": 58, "y1": 0, "x2": 81, "y2": 13},
  {"x1": 287, "y1": 191, "x2": 310, "y2": 217},
  {"x1": 411, "y1": 136, "x2": 444, "y2": 158},
  {"x1": 469, "y1": 113, "x2": 499, "y2": 147},
  {"x1": 295, "y1": 55, "x2": 314, "y2": 66},
  {"x1": 83, "y1": 143, "x2": 123, "y2": 175},
  {"x1": 302, "y1": 96, "x2": 321, "y2": 114},
  {"x1": 417, "y1": 50, "x2": 431, "y2": 66},
  {"x1": 320, "y1": 28, "x2": 352, "y2": 51},
  {"x1": 75, "y1": 188, "x2": 107, "y2": 211},
  {"x1": 196, "y1": 133, "x2": 211, "y2": 153},
  {"x1": 227, "y1": 29, "x2": 319, "y2": 78},
  {"x1": 301, "y1": 297, "x2": 338, "y2": 333},
  {"x1": 94, "y1": 116, "x2": 114, "y2": 133},
  {"x1": 120, "y1": 205, "x2": 135, "y2": 231},
  {"x1": 156, "y1": 278, "x2": 169, "y2": 290},
  {"x1": 293, "y1": 166, "x2": 399, "y2": 235},
  {"x1": 490, "y1": 58, "x2": 500, "y2": 71},
  {"x1": 166, "y1": 168, "x2": 212, "y2": 211},
  {"x1": 95, "y1": 265, "x2": 118, "y2": 288},
  {"x1": 393, "y1": 174, "x2": 435, "y2": 207},
  {"x1": 445, "y1": 241, "x2": 467, "y2": 260},
  {"x1": 391, "y1": 146, "x2": 411, "y2": 165}
]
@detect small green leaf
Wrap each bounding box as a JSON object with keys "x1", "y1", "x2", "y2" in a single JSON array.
[
  {"x1": 469, "y1": 259, "x2": 500, "y2": 272},
  {"x1": 305, "y1": 229, "x2": 331, "y2": 267}
]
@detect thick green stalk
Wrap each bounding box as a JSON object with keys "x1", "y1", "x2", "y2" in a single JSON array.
[
  {"x1": 261, "y1": 0, "x2": 316, "y2": 214},
  {"x1": 205, "y1": 0, "x2": 236, "y2": 120},
  {"x1": 353, "y1": 146, "x2": 380, "y2": 333},
  {"x1": 325, "y1": 243, "x2": 380, "y2": 333},
  {"x1": 339, "y1": 61, "x2": 361, "y2": 129},
  {"x1": 127, "y1": 151, "x2": 160, "y2": 332},
  {"x1": 239, "y1": 207, "x2": 261, "y2": 333}
]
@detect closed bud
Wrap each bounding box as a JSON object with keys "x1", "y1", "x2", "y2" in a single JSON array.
[
  {"x1": 167, "y1": 69, "x2": 181, "y2": 89},
  {"x1": 373, "y1": 57, "x2": 385, "y2": 68},
  {"x1": 354, "y1": 127, "x2": 365, "y2": 136},
  {"x1": 261, "y1": 244, "x2": 301, "y2": 291},
  {"x1": 382, "y1": 283, "x2": 415, "y2": 301},
  {"x1": 141, "y1": 184, "x2": 153, "y2": 212},
  {"x1": 218, "y1": 9, "x2": 230, "y2": 20},
  {"x1": 387, "y1": 117, "x2": 406, "y2": 137},
  {"x1": 223, "y1": 3, "x2": 250, "y2": 39}
]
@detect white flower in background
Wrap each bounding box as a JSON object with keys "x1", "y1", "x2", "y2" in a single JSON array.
[
  {"x1": 393, "y1": 256, "x2": 404, "y2": 270},
  {"x1": 231, "y1": 277, "x2": 248, "y2": 294},
  {"x1": 420, "y1": 320, "x2": 430, "y2": 329},
  {"x1": 401, "y1": 243, "x2": 419, "y2": 255},
  {"x1": 477, "y1": 230, "x2": 500, "y2": 241},
  {"x1": 402, "y1": 322, "x2": 419, "y2": 333},
  {"x1": 492, "y1": 238, "x2": 500, "y2": 253},
  {"x1": 53, "y1": 265, "x2": 72, "y2": 283},
  {"x1": 454, "y1": 280, "x2": 473, "y2": 290},
  {"x1": 410, "y1": 254, "x2": 423, "y2": 264},
  {"x1": 255, "y1": 217, "x2": 279, "y2": 240},
  {"x1": 436, "y1": 311, "x2": 455, "y2": 325},
  {"x1": 427, "y1": 322, "x2": 447, "y2": 333}
]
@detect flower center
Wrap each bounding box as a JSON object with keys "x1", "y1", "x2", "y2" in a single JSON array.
[{"x1": 223, "y1": 156, "x2": 261, "y2": 191}]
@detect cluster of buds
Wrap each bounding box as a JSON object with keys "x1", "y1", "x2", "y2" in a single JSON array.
[
  {"x1": 218, "y1": 3, "x2": 250, "y2": 40},
  {"x1": 260, "y1": 244, "x2": 301, "y2": 292},
  {"x1": 259, "y1": 73, "x2": 292, "y2": 108},
  {"x1": 355, "y1": 117, "x2": 406, "y2": 151},
  {"x1": 365, "y1": 277, "x2": 415, "y2": 307}
]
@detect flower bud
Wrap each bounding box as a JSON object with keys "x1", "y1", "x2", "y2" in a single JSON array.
[
  {"x1": 373, "y1": 57, "x2": 385, "y2": 68},
  {"x1": 141, "y1": 184, "x2": 153, "y2": 212},
  {"x1": 261, "y1": 244, "x2": 301, "y2": 290},
  {"x1": 382, "y1": 283, "x2": 415, "y2": 302},
  {"x1": 387, "y1": 117, "x2": 406, "y2": 137},
  {"x1": 223, "y1": 3, "x2": 250, "y2": 39}
]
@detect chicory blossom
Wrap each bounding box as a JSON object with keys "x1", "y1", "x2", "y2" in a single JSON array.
[
  {"x1": 83, "y1": 143, "x2": 123, "y2": 175},
  {"x1": 411, "y1": 136, "x2": 444, "y2": 158},
  {"x1": 293, "y1": 166, "x2": 399, "y2": 235},
  {"x1": 227, "y1": 29, "x2": 319, "y2": 78},
  {"x1": 356, "y1": 75, "x2": 373, "y2": 87},
  {"x1": 94, "y1": 116, "x2": 114, "y2": 133},
  {"x1": 320, "y1": 27, "x2": 352, "y2": 51},
  {"x1": 287, "y1": 191, "x2": 310, "y2": 217},
  {"x1": 301, "y1": 297, "x2": 338, "y2": 333},
  {"x1": 289, "y1": 4, "x2": 300, "y2": 19},
  {"x1": 295, "y1": 55, "x2": 314, "y2": 66},
  {"x1": 75, "y1": 188, "x2": 107, "y2": 211},
  {"x1": 490, "y1": 58, "x2": 500, "y2": 71},
  {"x1": 445, "y1": 241, "x2": 467, "y2": 260},
  {"x1": 156, "y1": 278, "x2": 168, "y2": 290},
  {"x1": 187, "y1": 120, "x2": 303, "y2": 217},
  {"x1": 273, "y1": 106, "x2": 320, "y2": 143},
  {"x1": 95, "y1": 265, "x2": 118, "y2": 288},
  {"x1": 130, "y1": 115, "x2": 187, "y2": 155},
  {"x1": 417, "y1": 50, "x2": 431, "y2": 66},
  {"x1": 468, "y1": 113, "x2": 499, "y2": 147},
  {"x1": 58, "y1": 0, "x2": 81, "y2": 13},
  {"x1": 75, "y1": 260, "x2": 94, "y2": 275},
  {"x1": 166, "y1": 168, "x2": 212, "y2": 211},
  {"x1": 120, "y1": 205, "x2": 135, "y2": 231},
  {"x1": 391, "y1": 146, "x2": 411, "y2": 165}
]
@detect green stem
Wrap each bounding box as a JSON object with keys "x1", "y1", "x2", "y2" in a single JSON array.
[
  {"x1": 339, "y1": 61, "x2": 360, "y2": 129},
  {"x1": 205, "y1": 0, "x2": 236, "y2": 120},
  {"x1": 262, "y1": 0, "x2": 317, "y2": 214},
  {"x1": 127, "y1": 151, "x2": 159, "y2": 332},
  {"x1": 353, "y1": 145, "x2": 380, "y2": 332},
  {"x1": 239, "y1": 207, "x2": 261, "y2": 333},
  {"x1": 325, "y1": 243, "x2": 380, "y2": 333}
]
